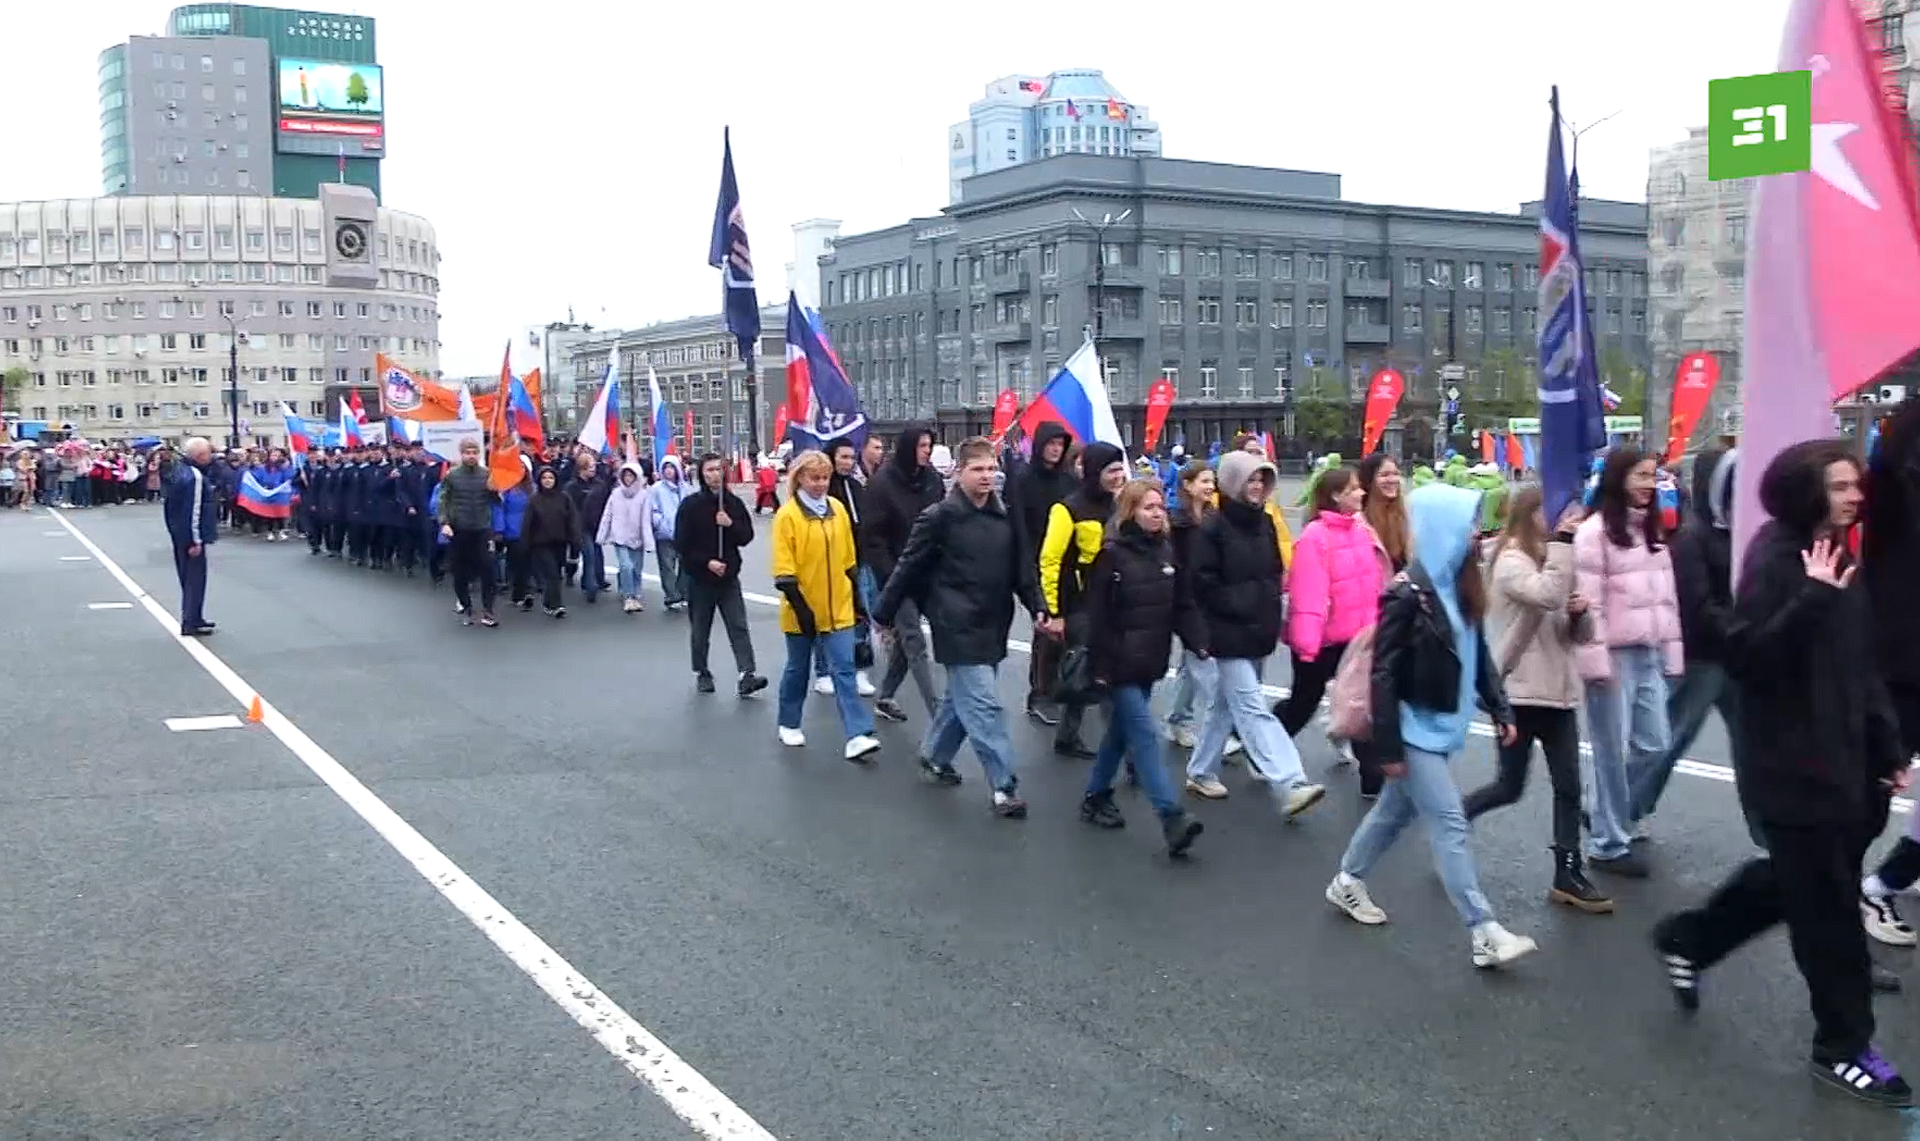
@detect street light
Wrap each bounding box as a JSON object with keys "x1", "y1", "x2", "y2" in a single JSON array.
[
  {"x1": 1070, "y1": 207, "x2": 1131, "y2": 355},
  {"x1": 221, "y1": 310, "x2": 245, "y2": 449}
]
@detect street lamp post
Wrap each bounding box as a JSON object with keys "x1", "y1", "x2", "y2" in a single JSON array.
[
  {"x1": 222, "y1": 311, "x2": 243, "y2": 449},
  {"x1": 1070, "y1": 206, "x2": 1131, "y2": 371}
]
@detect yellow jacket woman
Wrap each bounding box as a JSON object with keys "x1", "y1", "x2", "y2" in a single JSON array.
[{"x1": 771, "y1": 477, "x2": 861, "y2": 636}]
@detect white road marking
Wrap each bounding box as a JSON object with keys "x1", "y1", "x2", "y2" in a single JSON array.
[
  {"x1": 59, "y1": 555, "x2": 92, "y2": 562},
  {"x1": 640, "y1": 572, "x2": 1915, "y2": 815},
  {"x1": 53, "y1": 510, "x2": 778, "y2": 1141},
  {"x1": 89, "y1": 601, "x2": 135, "y2": 610},
  {"x1": 165, "y1": 715, "x2": 244, "y2": 732},
  {"x1": 44, "y1": 530, "x2": 67, "y2": 536}
]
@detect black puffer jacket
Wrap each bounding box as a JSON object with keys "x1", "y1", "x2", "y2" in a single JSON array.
[
  {"x1": 1367, "y1": 567, "x2": 1509, "y2": 763},
  {"x1": 564, "y1": 467, "x2": 615, "y2": 538},
  {"x1": 522, "y1": 481, "x2": 580, "y2": 549},
  {"x1": 1007, "y1": 421, "x2": 1078, "y2": 562},
  {"x1": 1189, "y1": 497, "x2": 1283, "y2": 660},
  {"x1": 1084, "y1": 522, "x2": 1206, "y2": 687},
  {"x1": 862, "y1": 426, "x2": 943, "y2": 579},
  {"x1": 828, "y1": 464, "x2": 869, "y2": 555},
  {"x1": 874, "y1": 487, "x2": 1042, "y2": 667},
  {"x1": 1729, "y1": 440, "x2": 1906, "y2": 829},
  {"x1": 1671, "y1": 448, "x2": 1736, "y2": 664}
]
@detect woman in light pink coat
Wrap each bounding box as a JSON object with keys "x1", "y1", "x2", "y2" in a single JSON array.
[
  {"x1": 1278, "y1": 466, "x2": 1388, "y2": 759},
  {"x1": 1573, "y1": 448, "x2": 1683, "y2": 879}
]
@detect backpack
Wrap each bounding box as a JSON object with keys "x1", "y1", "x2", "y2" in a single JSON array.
[{"x1": 1327, "y1": 626, "x2": 1376, "y2": 741}]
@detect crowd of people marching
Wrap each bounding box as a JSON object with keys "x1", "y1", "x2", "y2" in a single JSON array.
[{"x1": 139, "y1": 396, "x2": 1920, "y2": 1109}]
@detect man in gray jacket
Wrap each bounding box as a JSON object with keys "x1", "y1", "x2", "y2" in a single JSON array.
[{"x1": 437, "y1": 439, "x2": 500, "y2": 627}]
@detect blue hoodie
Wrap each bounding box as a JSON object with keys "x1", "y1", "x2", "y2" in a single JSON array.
[{"x1": 1398, "y1": 483, "x2": 1486, "y2": 756}]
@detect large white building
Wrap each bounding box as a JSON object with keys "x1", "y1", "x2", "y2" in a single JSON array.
[
  {"x1": 948, "y1": 69, "x2": 1162, "y2": 203},
  {"x1": 0, "y1": 185, "x2": 438, "y2": 447}
]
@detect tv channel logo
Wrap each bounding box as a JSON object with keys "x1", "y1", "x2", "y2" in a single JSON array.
[{"x1": 1708, "y1": 70, "x2": 1812, "y2": 181}]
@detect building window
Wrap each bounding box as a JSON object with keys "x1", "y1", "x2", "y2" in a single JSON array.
[
  {"x1": 1465, "y1": 306, "x2": 1483, "y2": 334},
  {"x1": 1274, "y1": 253, "x2": 1294, "y2": 281},
  {"x1": 1196, "y1": 299, "x2": 1221, "y2": 325},
  {"x1": 1199, "y1": 365, "x2": 1218, "y2": 398},
  {"x1": 1158, "y1": 298, "x2": 1182, "y2": 324},
  {"x1": 1307, "y1": 255, "x2": 1328, "y2": 282},
  {"x1": 1235, "y1": 299, "x2": 1258, "y2": 325},
  {"x1": 1494, "y1": 264, "x2": 1513, "y2": 292},
  {"x1": 303, "y1": 230, "x2": 322, "y2": 254},
  {"x1": 1464, "y1": 262, "x2": 1484, "y2": 289},
  {"x1": 1197, "y1": 249, "x2": 1220, "y2": 277},
  {"x1": 1235, "y1": 251, "x2": 1258, "y2": 277},
  {"x1": 1041, "y1": 243, "x2": 1057, "y2": 276},
  {"x1": 1157, "y1": 246, "x2": 1183, "y2": 276},
  {"x1": 1307, "y1": 301, "x2": 1328, "y2": 328},
  {"x1": 1432, "y1": 261, "x2": 1454, "y2": 288},
  {"x1": 1724, "y1": 214, "x2": 1747, "y2": 248},
  {"x1": 1494, "y1": 309, "x2": 1512, "y2": 334},
  {"x1": 1404, "y1": 304, "x2": 1423, "y2": 332},
  {"x1": 1237, "y1": 366, "x2": 1253, "y2": 397},
  {"x1": 1161, "y1": 366, "x2": 1180, "y2": 393},
  {"x1": 1274, "y1": 300, "x2": 1293, "y2": 328}
]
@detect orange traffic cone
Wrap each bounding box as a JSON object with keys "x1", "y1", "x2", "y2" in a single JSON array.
[{"x1": 246, "y1": 695, "x2": 264, "y2": 724}]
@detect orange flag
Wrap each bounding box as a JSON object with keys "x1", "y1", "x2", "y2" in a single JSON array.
[
  {"x1": 376, "y1": 353, "x2": 463, "y2": 421},
  {"x1": 487, "y1": 342, "x2": 523, "y2": 492}
]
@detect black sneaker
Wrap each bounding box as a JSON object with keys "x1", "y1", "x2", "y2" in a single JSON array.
[
  {"x1": 458, "y1": 608, "x2": 474, "y2": 627},
  {"x1": 918, "y1": 755, "x2": 962, "y2": 785},
  {"x1": 737, "y1": 672, "x2": 768, "y2": 698},
  {"x1": 517, "y1": 598, "x2": 535, "y2": 612},
  {"x1": 1079, "y1": 791, "x2": 1125, "y2": 829},
  {"x1": 696, "y1": 672, "x2": 716, "y2": 694},
  {"x1": 991, "y1": 788, "x2": 1027, "y2": 818},
  {"x1": 1162, "y1": 811, "x2": 1204, "y2": 857},
  {"x1": 1810, "y1": 1046, "x2": 1913, "y2": 1107},
  {"x1": 1651, "y1": 917, "x2": 1700, "y2": 1012},
  {"x1": 1053, "y1": 739, "x2": 1096, "y2": 761},
  {"x1": 1589, "y1": 850, "x2": 1650, "y2": 879},
  {"x1": 1025, "y1": 699, "x2": 1060, "y2": 727},
  {"x1": 1873, "y1": 963, "x2": 1903, "y2": 995},
  {"x1": 545, "y1": 606, "x2": 567, "y2": 619},
  {"x1": 478, "y1": 613, "x2": 499, "y2": 628},
  {"x1": 874, "y1": 698, "x2": 908, "y2": 723}
]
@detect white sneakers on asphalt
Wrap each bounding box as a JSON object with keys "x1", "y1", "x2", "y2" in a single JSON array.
[
  {"x1": 813, "y1": 672, "x2": 878, "y2": 697},
  {"x1": 1280, "y1": 782, "x2": 1327, "y2": 818},
  {"x1": 1863, "y1": 893, "x2": 1918, "y2": 947},
  {"x1": 1185, "y1": 775, "x2": 1229, "y2": 800},
  {"x1": 778, "y1": 726, "x2": 806, "y2": 748},
  {"x1": 844, "y1": 735, "x2": 880, "y2": 763},
  {"x1": 1327, "y1": 872, "x2": 1539, "y2": 969}
]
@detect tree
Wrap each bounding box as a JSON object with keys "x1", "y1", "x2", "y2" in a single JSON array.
[
  {"x1": 1292, "y1": 394, "x2": 1350, "y2": 446},
  {"x1": 1599, "y1": 345, "x2": 1651, "y2": 420},
  {"x1": 345, "y1": 71, "x2": 370, "y2": 109},
  {"x1": 1, "y1": 365, "x2": 27, "y2": 417}
]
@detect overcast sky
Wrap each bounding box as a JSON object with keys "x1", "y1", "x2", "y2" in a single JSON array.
[{"x1": 2, "y1": 0, "x2": 1793, "y2": 376}]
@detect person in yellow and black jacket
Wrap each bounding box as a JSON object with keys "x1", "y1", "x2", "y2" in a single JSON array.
[
  {"x1": 1227, "y1": 433, "x2": 1296, "y2": 568},
  {"x1": 772, "y1": 450, "x2": 882, "y2": 764},
  {"x1": 1037, "y1": 439, "x2": 1129, "y2": 757}
]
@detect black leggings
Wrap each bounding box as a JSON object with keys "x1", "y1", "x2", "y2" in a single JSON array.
[
  {"x1": 1277, "y1": 643, "x2": 1348, "y2": 738},
  {"x1": 1462, "y1": 704, "x2": 1584, "y2": 853}
]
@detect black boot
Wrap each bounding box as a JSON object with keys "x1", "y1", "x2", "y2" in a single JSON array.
[
  {"x1": 1161, "y1": 810, "x2": 1203, "y2": 857},
  {"x1": 1549, "y1": 848, "x2": 1615, "y2": 914},
  {"x1": 1079, "y1": 790, "x2": 1125, "y2": 829}
]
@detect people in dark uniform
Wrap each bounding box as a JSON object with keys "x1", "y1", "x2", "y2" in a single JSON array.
[
  {"x1": 300, "y1": 451, "x2": 326, "y2": 554},
  {"x1": 344, "y1": 446, "x2": 374, "y2": 566},
  {"x1": 322, "y1": 450, "x2": 349, "y2": 558},
  {"x1": 402, "y1": 442, "x2": 440, "y2": 580},
  {"x1": 367, "y1": 444, "x2": 401, "y2": 570}
]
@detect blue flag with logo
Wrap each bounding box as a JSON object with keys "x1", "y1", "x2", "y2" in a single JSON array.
[
  {"x1": 1535, "y1": 87, "x2": 1609, "y2": 522},
  {"x1": 707, "y1": 127, "x2": 761, "y2": 370}
]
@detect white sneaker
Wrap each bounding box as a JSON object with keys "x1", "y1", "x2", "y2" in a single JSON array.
[
  {"x1": 1185, "y1": 775, "x2": 1229, "y2": 800},
  {"x1": 1326, "y1": 872, "x2": 1388, "y2": 925},
  {"x1": 1223, "y1": 736, "x2": 1245, "y2": 758},
  {"x1": 777, "y1": 726, "x2": 806, "y2": 747},
  {"x1": 844, "y1": 735, "x2": 881, "y2": 762},
  {"x1": 1863, "y1": 894, "x2": 1919, "y2": 947},
  {"x1": 1166, "y1": 723, "x2": 1198, "y2": 749},
  {"x1": 621, "y1": 597, "x2": 641, "y2": 613},
  {"x1": 1281, "y1": 782, "x2": 1327, "y2": 818},
  {"x1": 1471, "y1": 921, "x2": 1539, "y2": 969},
  {"x1": 1328, "y1": 732, "x2": 1357, "y2": 767},
  {"x1": 813, "y1": 676, "x2": 834, "y2": 696},
  {"x1": 855, "y1": 671, "x2": 876, "y2": 698}
]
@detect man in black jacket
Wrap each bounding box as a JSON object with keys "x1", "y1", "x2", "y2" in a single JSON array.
[
  {"x1": 436, "y1": 439, "x2": 500, "y2": 626},
  {"x1": 874, "y1": 437, "x2": 1043, "y2": 818},
  {"x1": 674, "y1": 453, "x2": 768, "y2": 697},
  {"x1": 1632, "y1": 448, "x2": 1739, "y2": 823},
  {"x1": 1654, "y1": 440, "x2": 1911, "y2": 1107},
  {"x1": 1006, "y1": 420, "x2": 1078, "y2": 726},
  {"x1": 863, "y1": 426, "x2": 943, "y2": 722},
  {"x1": 1859, "y1": 398, "x2": 1920, "y2": 946},
  {"x1": 565, "y1": 452, "x2": 615, "y2": 604}
]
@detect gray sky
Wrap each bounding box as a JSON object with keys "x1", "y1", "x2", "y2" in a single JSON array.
[{"x1": 2, "y1": 0, "x2": 1791, "y2": 377}]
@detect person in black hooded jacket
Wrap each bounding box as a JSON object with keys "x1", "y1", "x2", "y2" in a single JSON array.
[
  {"x1": 1631, "y1": 447, "x2": 1739, "y2": 823},
  {"x1": 1654, "y1": 439, "x2": 1912, "y2": 1107},
  {"x1": 1037, "y1": 439, "x2": 1127, "y2": 757},
  {"x1": 520, "y1": 466, "x2": 580, "y2": 618},
  {"x1": 1007, "y1": 421, "x2": 1079, "y2": 726},
  {"x1": 864, "y1": 427, "x2": 943, "y2": 720}
]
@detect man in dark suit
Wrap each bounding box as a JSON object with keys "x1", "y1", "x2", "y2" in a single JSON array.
[{"x1": 163, "y1": 436, "x2": 219, "y2": 637}]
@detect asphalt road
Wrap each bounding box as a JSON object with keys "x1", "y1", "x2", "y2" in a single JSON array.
[{"x1": 0, "y1": 499, "x2": 1905, "y2": 1141}]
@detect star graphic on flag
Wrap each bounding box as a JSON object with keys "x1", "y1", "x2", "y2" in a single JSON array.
[{"x1": 1811, "y1": 122, "x2": 1879, "y2": 210}]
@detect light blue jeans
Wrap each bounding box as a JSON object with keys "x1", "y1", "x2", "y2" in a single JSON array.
[
  {"x1": 779, "y1": 628, "x2": 875, "y2": 739},
  {"x1": 612, "y1": 544, "x2": 642, "y2": 599},
  {"x1": 1089, "y1": 682, "x2": 1180, "y2": 817},
  {"x1": 1583, "y1": 645, "x2": 1672, "y2": 861},
  {"x1": 923, "y1": 663, "x2": 1019, "y2": 793},
  {"x1": 1188, "y1": 657, "x2": 1305, "y2": 789},
  {"x1": 1165, "y1": 645, "x2": 1217, "y2": 729},
  {"x1": 1339, "y1": 745, "x2": 1494, "y2": 928}
]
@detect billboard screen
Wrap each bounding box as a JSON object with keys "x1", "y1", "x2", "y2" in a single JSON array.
[{"x1": 276, "y1": 59, "x2": 385, "y2": 157}]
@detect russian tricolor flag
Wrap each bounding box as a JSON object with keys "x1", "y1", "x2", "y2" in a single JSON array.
[
  {"x1": 507, "y1": 374, "x2": 545, "y2": 454},
  {"x1": 339, "y1": 397, "x2": 363, "y2": 446},
  {"x1": 648, "y1": 365, "x2": 672, "y2": 456},
  {"x1": 280, "y1": 402, "x2": 311, "y2": 457},
  {"x1": 237, "y1": 469, "x2": 294, "y2": 519},
  {"x1": 578, "y1": 348, "x2": 621, "y2": 456},
  {"x1": 1017, "y1": 340, "x2": 1124, "y2": 449}
]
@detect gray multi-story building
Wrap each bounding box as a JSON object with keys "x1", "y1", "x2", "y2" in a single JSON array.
[
  {"x1": 567, "y1": 306, "x2": 787, "y2": 461},
  {"x1": 1645, "y1": 130, "x2": 1748, "y2": 442},
  {"x1": 102, "y1": 34, "x2": 273, "y2": 197},
  {"x1": 819, "y1": 154, "x2": 1651, "y2": 455},
  {"x1": 949, "y1": 70, "x2": 1162, "y2": 204}
]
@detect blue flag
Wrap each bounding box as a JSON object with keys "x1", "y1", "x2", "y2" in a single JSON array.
[
  {"x1": 707, "y1": 127, "x2": 761, "y2": 369},
  {"x1": 783, "y1": 293, "x2": 867, "y2": 451},
  {"x1": 1535, "y1": 87, "x2": 1609, "y2": 522}
]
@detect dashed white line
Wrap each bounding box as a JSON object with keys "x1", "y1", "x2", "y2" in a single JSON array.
[
  {"x1": 88, "y1": 601, "x2": 135, "y2": 610},
  {"x1": 165, "y1": 715, "x2": 244, "y2": 732},
  {"x1": 58, "y1": 555, "x2": 92, "y2": 562},
  {"x1": 51, "y1": 510, "x2": 779, "y2": 1141}
]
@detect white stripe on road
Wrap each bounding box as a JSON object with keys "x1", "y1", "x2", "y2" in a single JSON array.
[
  {"x1": 53, "y1": 511, "x2": 777, "y2": 1141},
  {"x1": 643, "y1": 572, "x2": 1916, "y2": 815},
  {"x1": 59, "y1": 555, "x2": 91, "y2": 562},
  {"x1": 88, "y1": 601, "x2": 135, "y2": 610},
  {"x1": 164, "y1": 714, "x2": 243, "y2": 731}
]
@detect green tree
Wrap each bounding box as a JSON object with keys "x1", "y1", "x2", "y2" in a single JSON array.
[
  {"x1": 1292, "y1": 394, "x2": 1349, "y2": 445},
  {"x1": 1599, "y1": 346, "x2": 1650, "y2": 420},
  {"x1": 345, "y1": 71, "x2": 370, "y2": 109},
  {"x1": 1, "y1": 365, "x2": 28, "y2": 417}
]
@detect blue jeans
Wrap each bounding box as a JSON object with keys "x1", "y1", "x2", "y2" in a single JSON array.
[
  {"x1": 578, "y1": 540, "x2": 605, "y2": 599},
  {"x1": 1188, "y1": 657, "x2": 1305, "y2": 789},
  {"x1": 1089, "y1": 683, "x2": 1181, "y2": 817},
  {"x1": 1340, "y1": 746, "x2": 1494, "y2": 928},
  {"x1": 1165, "y1": 645, "x2": 1217, "y2": 729},
  {"x1": 655, "y1": 542, "x2": 685, "y2": 605},
  {"x1": 1583, "y1": 645, "x2": 1672, "y2": 860},
  {"x1": 779, "y1": 627, "x2": 875, "y2": 739},
  {"x1": 923, "y1": 663, "x2": 1019, "y2": 793},
  {"x1": 69, "y1": 477, "x2": 91, "y2": 507},
  {"x1": 815, "y1": 566, "x2": 877, "y2": 675},
  {"x1": 613, "y1": 544, "x2": 642, "y2": 598},
  {"x1": 1631, "y1": 660, "x2": 1737, "y2": 820}
]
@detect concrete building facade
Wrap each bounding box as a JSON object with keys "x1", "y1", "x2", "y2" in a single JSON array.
[
  {"x1": 949, "y1": 70, "x2": 1162, "y2": 204},
  {"x1": 821, "y1": 154, "x2": 1651, "y2": 453},
  {"x1": 1644, "y1": 130, "x2": 1748, "y2": 441},
  {"x1": 0, "y1": 188, "x2": 440, "y2": 448}
]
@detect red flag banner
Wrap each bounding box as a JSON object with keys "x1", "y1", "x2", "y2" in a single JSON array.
[
  {"x1": 1141, "y1": 377, "x2": 1177, "y2": 454},
  {"x1": 1505, "y1": 431, "x2": 1525, "y2": 473},
  {"x1": 683, "y1": 408, "x2": 695, "y2": 459},
  {"x1": 486, "y1": 342, "x2": 522, "y2": 492},
  {"x1": 772, "y1": 404, "x2": 790, "y2": 447},
  {"x1": 1479, "y1": 431, "x2": 1497, "y2": 464},
  {"x1": 989, "y1": 389, "x2": 1021, "y2": 440},
  {"x1": 1360, "y1": 368, "x2": 1405, "y2": 456},
  {"x1": 1663, "y1": 351, "x2": 1722, "y2": 465}
]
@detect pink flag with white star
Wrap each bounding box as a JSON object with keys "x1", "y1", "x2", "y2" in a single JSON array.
[{"x1": 1736, "y1": 0, "x2": 1920, "y2": 571}]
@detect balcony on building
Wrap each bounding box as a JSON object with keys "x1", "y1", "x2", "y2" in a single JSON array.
[
  {"x1": 1343, "y1": 321, "x2": 1392, "y2": 345},
  {"x1": 988, "y1": 320, "x2": 1033, "y2": 343},
  {"x1": 1095, "y1": 315, "x2": 1145, "y2": 340},
  {"x1": 1344, "y1": 277, "x2": 1391, "y2": 300},
  {"x1": 991, "y1": 269, "x2": 1031, "y2": 295}
]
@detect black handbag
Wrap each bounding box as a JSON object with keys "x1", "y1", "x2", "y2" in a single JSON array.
[
  {"x1": 853, "y1": 627, "x2": 875, "y2": 670},
  {"x1": 1054, "y1": 644, "x2": 1101, "y2": 705}
]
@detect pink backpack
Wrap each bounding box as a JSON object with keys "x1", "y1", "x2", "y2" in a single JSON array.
[{"x1": 1327, "y1": 626, "x2": 1375, "y2": 741}]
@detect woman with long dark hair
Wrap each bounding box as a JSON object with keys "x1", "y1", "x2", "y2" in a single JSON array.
[
  {"x1": 1277, "y1": 466, "x2": 1385, "y2": 777},
  {"x1": 1573, "y1": 448, "x2": 1683, "y2": 879},
  {"x1": 1358, "y1": 453, "x2": 1411, "y2": 571}
]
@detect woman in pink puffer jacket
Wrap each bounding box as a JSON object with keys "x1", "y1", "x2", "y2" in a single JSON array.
[
  {"x1": 1278, "y1": 465, "x2": 1388, "y2": 746},
  {"x1": 1573, "y1": 448, "x2": 1682, "y2": 880}
]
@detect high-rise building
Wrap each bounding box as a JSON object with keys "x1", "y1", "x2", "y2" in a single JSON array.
[
  {"x1": 1644, "y1": 131, "x2": 1747, "y2": 442},
  {"x1": 100, "y1": 4, "x2": 383, "y2": 203},
  {"x1": 948, "y1": 70, "x2": 1161, "y2": 204}
]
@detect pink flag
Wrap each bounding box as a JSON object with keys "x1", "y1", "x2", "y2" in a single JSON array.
[{"x1": 1736, "y1": 0, "x2": 1920, "y2": 573}]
